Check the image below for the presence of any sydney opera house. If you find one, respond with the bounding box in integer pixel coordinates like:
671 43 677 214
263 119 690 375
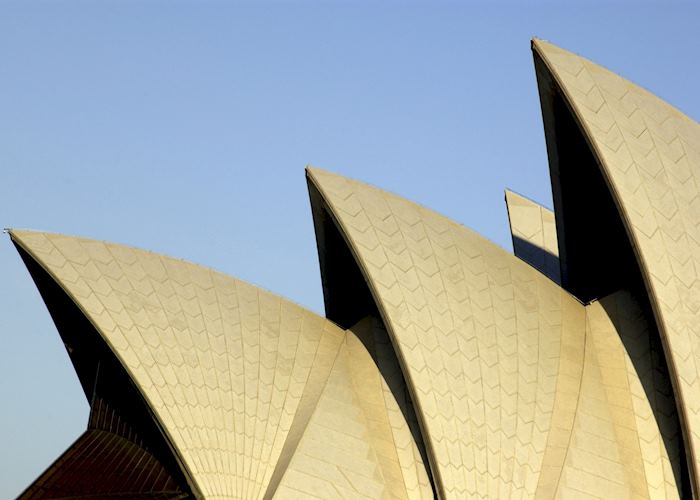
10 38 700 498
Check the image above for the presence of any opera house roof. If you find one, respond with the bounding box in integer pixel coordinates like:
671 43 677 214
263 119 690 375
8 38 700 499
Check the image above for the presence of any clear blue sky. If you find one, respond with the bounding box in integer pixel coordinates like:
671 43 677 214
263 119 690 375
1 1 698 496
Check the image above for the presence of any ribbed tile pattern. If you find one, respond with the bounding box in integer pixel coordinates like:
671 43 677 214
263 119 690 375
534 38 700 490
307 168 586 498
505 190 560 284
549 291 681 499
274 316 432 499
584 291 681 499
11 230 345 500
357 316 434 498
